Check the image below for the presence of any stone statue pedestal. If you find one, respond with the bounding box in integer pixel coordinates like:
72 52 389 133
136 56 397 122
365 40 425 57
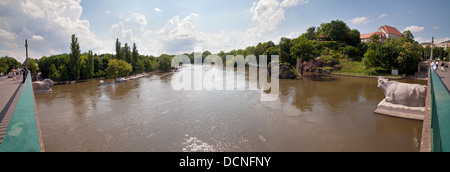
374 98 425 120
375 77 427 121
32 79 54 94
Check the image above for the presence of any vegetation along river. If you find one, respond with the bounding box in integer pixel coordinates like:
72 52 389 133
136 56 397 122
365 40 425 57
35 65 426 151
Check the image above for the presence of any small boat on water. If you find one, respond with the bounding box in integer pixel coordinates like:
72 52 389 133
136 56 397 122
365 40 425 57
174 66 182 72
99 80 104 83
116 78 127 82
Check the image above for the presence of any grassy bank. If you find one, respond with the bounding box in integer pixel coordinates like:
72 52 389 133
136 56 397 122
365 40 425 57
333 59 403 79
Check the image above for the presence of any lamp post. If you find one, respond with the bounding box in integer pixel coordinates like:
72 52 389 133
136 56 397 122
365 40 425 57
25 39 29 66
430 37 434 61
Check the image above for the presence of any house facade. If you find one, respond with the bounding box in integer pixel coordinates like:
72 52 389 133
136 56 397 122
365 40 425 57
436 40 450 50
360 25 403 43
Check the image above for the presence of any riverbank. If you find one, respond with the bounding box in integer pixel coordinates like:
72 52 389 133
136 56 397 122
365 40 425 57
330 59 424 80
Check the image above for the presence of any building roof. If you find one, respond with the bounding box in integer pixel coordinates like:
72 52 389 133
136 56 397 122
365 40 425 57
360 32 386 39
379 25 403 37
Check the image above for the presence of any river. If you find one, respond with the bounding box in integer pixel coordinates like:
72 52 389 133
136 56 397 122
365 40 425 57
35 65 425 152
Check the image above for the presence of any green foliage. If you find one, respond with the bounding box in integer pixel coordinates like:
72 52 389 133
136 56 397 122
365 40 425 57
49 64 61 80
291 37 314 61
363 37 422 74
70 34 81 80
28 59 38 73
105 59 133 80
0 56 21 75
85 50 94 79
157 54 172 72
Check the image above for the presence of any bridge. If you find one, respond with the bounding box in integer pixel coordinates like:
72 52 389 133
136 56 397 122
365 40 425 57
421 64 450 152
0 74 44 152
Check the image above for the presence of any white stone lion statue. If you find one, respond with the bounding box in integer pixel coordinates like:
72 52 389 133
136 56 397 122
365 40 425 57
33 79 54 94
377 77 426 107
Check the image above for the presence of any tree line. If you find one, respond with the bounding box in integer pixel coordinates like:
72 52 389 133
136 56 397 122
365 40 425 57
37 34 172 81
5 20 446 81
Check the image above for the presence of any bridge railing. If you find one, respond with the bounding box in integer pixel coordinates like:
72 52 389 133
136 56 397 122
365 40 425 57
0 74 44 152
430 68 450 152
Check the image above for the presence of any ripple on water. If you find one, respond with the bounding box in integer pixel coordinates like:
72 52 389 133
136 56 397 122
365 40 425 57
182 136 216 152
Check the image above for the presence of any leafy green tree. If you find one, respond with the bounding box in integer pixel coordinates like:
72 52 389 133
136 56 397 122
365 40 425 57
49 64 61 80
291 37 314 76
115 38 121 60
69 34 81 80
132 43 139 72
402 30 414 42
158 54 172 72
306 27 317 40
0 56 21 75
85 50 94 79
60 65 69 81
105 59 132 82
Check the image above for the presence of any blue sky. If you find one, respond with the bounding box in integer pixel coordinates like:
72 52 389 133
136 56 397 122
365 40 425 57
1 0 449 62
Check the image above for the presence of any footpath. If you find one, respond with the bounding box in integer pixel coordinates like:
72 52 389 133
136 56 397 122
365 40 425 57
0 77 23 144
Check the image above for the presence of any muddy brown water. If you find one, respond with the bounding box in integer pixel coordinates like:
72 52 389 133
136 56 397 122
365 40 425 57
35 65 425 151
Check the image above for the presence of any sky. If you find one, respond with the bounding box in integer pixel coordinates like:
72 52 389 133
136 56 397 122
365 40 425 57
1 0 449 63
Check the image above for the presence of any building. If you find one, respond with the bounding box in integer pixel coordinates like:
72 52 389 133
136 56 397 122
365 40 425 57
360 25 403 43
420 42 434 48
436 40 450 50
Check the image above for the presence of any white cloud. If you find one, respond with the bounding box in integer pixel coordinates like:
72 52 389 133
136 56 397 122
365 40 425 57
156 13 199 53
0 0 102 61
31 35 44 41
105 10 110 14
349 16 371 25
379 13 388 18
110 22 136 44
132 12 147 27
154 8 162 12
250 0 307 33
280 0 309 7
433 26 439 30
404 26 425 34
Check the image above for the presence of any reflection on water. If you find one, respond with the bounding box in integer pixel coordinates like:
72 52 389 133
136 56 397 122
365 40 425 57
35 66 425 152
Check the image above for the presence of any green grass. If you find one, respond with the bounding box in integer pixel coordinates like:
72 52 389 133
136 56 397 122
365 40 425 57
333 59 403 79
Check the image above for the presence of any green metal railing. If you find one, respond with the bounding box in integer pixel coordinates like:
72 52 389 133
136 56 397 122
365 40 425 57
0 74 43 152
430 68 450 152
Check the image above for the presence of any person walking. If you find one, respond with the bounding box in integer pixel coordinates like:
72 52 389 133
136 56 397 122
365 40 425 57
432 61 437 70
22 67 28 83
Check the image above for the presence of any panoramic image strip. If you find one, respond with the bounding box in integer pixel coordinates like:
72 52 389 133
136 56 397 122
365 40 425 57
1 0 450 158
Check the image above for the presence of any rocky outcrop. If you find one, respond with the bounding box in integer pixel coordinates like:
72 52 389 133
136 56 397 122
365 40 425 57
268 62 298 79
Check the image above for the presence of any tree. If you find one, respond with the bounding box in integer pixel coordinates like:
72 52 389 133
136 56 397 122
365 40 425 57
158 54 172 72
69 34 81 80
121 43 130 64
85 50 94 79
0 56 21 75
291 37 314 76
28 59 38 73
49 64 61 80
115 38 121 60
279 37 293 64
363 38 422 74
105 59 132 82
320 20 350 43
306 27 316 40
60 65 69 81
402 30 414 42
132 43 139 72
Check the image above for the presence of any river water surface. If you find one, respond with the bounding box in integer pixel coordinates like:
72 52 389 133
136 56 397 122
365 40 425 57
35 65 425 151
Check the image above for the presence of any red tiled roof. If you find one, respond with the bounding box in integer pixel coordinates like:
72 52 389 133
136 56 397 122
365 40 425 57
360 32 386 39
379 25 403 37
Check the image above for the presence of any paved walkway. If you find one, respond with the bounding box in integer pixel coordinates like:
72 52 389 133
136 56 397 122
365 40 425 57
435 68 450 93
0 77 23 144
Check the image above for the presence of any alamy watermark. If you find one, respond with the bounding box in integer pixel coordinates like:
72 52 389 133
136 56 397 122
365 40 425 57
170 48 279 102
